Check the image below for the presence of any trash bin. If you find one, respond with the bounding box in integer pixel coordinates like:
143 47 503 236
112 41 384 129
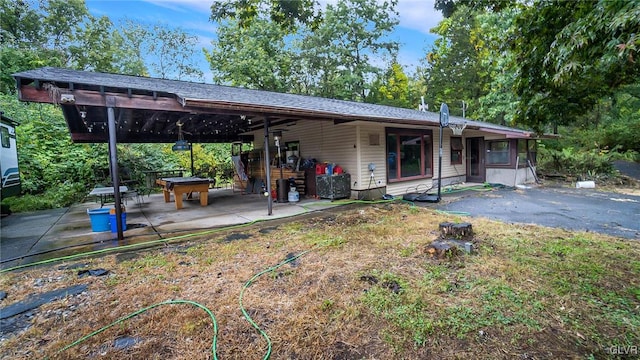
109 206 127 233
276 178 289 203
87 208 111 232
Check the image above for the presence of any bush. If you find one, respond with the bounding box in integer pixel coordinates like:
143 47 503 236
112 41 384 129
1 182 87 212
537 143 638 181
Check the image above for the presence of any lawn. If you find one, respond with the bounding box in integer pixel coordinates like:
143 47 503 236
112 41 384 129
1 202 638 359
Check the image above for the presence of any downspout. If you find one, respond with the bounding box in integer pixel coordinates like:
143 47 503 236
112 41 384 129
106 96 123 240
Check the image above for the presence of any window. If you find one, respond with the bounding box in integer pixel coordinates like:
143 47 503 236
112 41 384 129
386 129 432 181
450 137 463 164
1 126 9 148
518 139 537 166
486 140 510 165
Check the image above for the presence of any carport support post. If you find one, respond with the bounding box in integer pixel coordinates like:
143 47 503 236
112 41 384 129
264 117 273 215
106 96 124 240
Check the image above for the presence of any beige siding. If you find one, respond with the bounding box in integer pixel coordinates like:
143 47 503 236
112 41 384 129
249 119 358 183
353 124 386 190
245 120 528 197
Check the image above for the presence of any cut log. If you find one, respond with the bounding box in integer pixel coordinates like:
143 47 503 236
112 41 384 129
439 222 473 240
424 240 460 259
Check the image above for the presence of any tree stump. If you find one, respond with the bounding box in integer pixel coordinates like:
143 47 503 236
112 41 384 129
424 240 460 259
439 222 473 240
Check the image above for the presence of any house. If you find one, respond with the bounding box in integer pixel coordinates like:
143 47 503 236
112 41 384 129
13 67 541 203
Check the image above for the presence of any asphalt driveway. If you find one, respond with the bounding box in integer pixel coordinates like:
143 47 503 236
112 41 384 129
436 186 640 240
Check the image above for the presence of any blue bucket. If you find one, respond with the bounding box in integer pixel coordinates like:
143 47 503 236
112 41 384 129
87 208 111 232
109 212 127 233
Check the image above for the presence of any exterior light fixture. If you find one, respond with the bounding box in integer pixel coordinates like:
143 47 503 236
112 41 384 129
172 121 191 152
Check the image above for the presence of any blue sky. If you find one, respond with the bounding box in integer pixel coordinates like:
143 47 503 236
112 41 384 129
86 0 442 81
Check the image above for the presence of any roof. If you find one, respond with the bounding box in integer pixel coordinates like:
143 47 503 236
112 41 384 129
1 112 19 127
12 67 536 143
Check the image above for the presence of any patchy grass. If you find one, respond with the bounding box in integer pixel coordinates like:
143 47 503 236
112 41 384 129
1 203 639 359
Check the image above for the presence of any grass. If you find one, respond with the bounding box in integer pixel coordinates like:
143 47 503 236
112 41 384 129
0 203 638 359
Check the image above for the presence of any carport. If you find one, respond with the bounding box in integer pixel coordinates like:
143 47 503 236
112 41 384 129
12 67 363 239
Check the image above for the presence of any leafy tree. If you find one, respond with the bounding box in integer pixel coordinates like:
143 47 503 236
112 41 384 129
41 0 88 51
204 18 295 91
368 62 411 108
510 0 640 132
423 5 488 117
210 0 322 32
69 15 124 73
144 23 204 81
298 0 399 101
475 8 519 125
0 0 45 47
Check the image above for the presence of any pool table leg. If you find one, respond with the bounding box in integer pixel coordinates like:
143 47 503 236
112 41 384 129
174 191 184 210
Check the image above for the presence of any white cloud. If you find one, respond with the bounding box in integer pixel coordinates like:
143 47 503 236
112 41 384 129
396 0 442 35
142 0 213 14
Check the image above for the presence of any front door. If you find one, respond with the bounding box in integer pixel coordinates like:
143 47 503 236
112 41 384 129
466 137 485 183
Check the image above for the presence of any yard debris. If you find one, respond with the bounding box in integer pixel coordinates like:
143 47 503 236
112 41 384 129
359 275 378 285
114 336 141 350
77 268 109 278
0 284 87 320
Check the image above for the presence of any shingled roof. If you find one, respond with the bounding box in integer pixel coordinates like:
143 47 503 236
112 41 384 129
12 67 535 143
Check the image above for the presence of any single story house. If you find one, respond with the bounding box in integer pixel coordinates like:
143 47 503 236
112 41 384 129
13 67 541 203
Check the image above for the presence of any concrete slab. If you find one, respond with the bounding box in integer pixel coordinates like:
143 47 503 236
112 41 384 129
1 188 341 270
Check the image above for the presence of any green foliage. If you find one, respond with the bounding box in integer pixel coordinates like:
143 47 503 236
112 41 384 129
537 144 635 180
509 0 640 132
2 181 86 211
207 0 399 101
205 18 295 91
210 0 322 32
368 62 411 108
423 5 489 117
298 0 399 101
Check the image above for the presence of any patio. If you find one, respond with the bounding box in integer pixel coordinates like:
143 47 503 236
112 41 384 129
0 189 346 270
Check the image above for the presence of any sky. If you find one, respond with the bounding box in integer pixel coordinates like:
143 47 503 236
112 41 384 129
85 0 443 82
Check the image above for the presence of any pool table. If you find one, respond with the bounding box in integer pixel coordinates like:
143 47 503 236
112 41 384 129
156 177 210 210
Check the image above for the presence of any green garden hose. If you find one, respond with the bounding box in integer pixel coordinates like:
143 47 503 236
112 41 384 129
51 250 315 359
51 299 218 359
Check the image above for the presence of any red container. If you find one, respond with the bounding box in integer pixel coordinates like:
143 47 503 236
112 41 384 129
333 165 343 174
316 163 327 175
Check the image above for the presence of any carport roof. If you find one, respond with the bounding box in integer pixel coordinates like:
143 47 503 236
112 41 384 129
13 67 537 143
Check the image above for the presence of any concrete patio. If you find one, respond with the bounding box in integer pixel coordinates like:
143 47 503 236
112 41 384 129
1 188 347 270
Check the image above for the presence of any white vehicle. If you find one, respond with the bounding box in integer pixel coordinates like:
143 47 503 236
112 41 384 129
1 112 21 200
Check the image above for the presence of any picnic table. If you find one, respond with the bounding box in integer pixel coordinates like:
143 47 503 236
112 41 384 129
89 186 132 207
156 177 210 210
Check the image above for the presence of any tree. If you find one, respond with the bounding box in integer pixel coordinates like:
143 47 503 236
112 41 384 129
69 15 124 73
423 5 489 117
0 0 45 47
210 0 322 32
475 8 519 125
144 23 204 81
368 62 411 108
509 0 640 132
204 18 295 91
298 0 399 101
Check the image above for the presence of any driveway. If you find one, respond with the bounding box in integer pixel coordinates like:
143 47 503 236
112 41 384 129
436 186 640 240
